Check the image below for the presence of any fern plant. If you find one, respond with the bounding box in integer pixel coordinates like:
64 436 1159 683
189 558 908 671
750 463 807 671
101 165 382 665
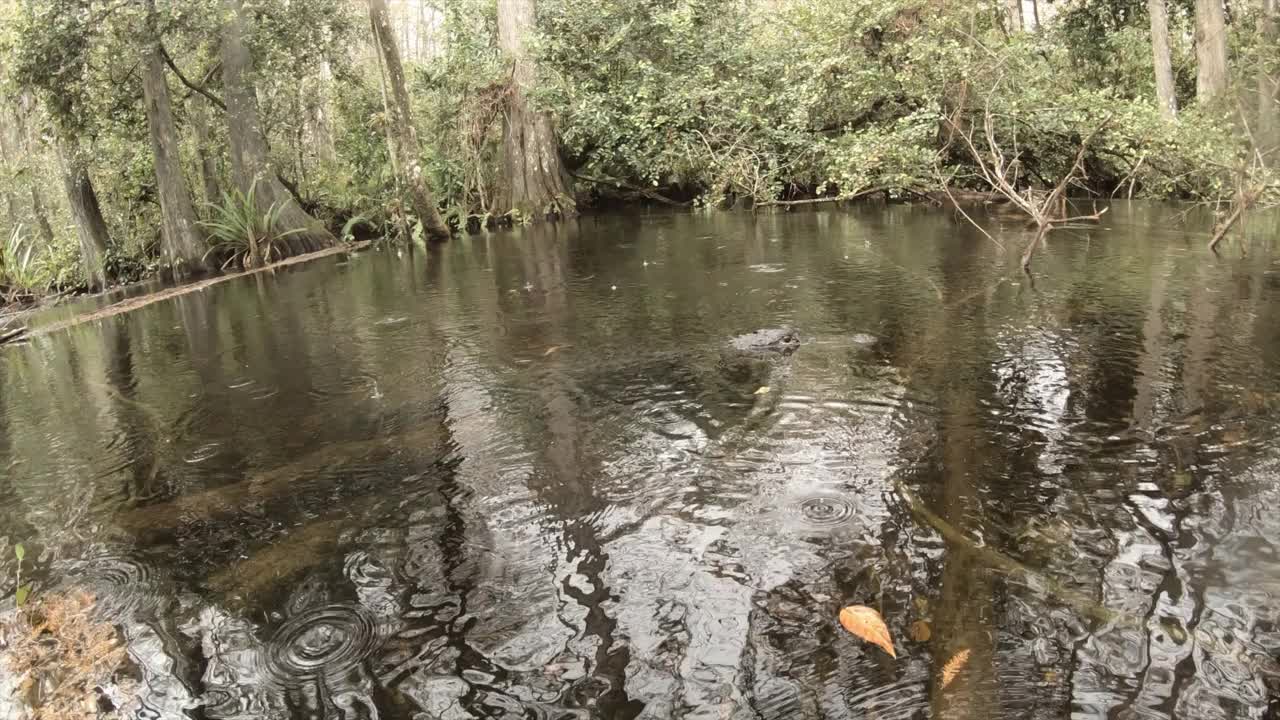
200 178 307 270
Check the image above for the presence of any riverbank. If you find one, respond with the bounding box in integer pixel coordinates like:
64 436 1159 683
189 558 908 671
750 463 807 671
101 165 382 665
0 241 371 346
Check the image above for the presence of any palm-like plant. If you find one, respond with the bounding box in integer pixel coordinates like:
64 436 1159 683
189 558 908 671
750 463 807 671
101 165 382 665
2 225 52 300
200 178 307 270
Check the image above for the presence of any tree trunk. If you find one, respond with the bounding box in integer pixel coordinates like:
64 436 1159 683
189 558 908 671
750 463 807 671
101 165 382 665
1194 0 1229 103
6 102 56 247
141 43 206 275
1259 0 1279 156
0 115 18 231
497 0 575 219
29 187 55 247
1005 0 1023 33
368 0 450 241
1149 0 1179 119
220 0 333 253
191 97 222 206
55 139 112 291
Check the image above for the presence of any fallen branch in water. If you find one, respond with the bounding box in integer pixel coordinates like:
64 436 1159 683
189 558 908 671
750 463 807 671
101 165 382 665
941 82 1110 271
1209 185 1260 253
571 173 690 207
0 325 27 345
755 188 883 208
24 242 370 342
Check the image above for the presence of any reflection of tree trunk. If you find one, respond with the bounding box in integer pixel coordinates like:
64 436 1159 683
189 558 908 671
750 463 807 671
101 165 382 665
1132 267 1168 430
141 38 206 274
931 395 996 720
1183 266 1217 413
367 0 450 241
1194 0 1229 103
1149 0 1179 119
509 225 638 716
496 0 575 219
101 319 162 502
220 0 333 253
55 138 113 291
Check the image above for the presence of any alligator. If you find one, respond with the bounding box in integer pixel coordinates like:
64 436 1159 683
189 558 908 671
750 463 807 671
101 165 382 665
727 327 801 355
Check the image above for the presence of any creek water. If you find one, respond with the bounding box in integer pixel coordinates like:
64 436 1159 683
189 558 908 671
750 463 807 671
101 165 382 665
2 205 1280 719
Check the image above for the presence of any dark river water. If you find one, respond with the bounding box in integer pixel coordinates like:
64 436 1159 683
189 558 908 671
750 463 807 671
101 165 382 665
2 205 1280 719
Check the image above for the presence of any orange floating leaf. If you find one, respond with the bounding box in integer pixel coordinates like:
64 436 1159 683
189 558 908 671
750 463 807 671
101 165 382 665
838 605 896 658
941 648 971 689
909 619 932 642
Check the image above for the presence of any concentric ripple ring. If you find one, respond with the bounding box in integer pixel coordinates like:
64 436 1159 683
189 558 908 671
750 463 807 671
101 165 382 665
265 604 381 685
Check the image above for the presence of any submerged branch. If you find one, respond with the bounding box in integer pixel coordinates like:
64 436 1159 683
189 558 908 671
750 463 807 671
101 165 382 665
572 173 690 206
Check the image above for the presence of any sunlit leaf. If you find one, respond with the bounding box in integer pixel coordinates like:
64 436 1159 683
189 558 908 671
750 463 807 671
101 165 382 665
544 345 569 356
909 619 931 642
941 648 971 688
15 585 29 607
838 605 896 658
754 386 771 395
13 543 23 562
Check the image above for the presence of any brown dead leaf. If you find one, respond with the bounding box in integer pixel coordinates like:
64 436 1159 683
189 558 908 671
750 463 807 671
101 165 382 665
941 648 971 689
838 605 896 658
909 619 932 642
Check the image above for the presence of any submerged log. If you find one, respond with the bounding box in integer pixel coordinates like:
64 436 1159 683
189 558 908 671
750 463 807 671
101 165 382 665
115 420 448 534
206 518 347 598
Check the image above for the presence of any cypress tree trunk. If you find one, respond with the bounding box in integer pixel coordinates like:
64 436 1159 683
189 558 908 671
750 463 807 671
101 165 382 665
1195 0 1229 102
1259 0 1279 155
368 0 450 241
192 97 222 207
55 139 112 291
1005 0 1023 33
220 0 333 253
497 0 575 219
29 186 54 247
141 44 206 275
8 101 56 246
0 116 19 231
1149 0 1179 119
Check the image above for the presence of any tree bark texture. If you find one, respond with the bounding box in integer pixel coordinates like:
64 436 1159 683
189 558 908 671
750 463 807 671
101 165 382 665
1194 0 1229 103
141 44 206 274
368 0 450 241
1149 0 1179 119
7 102 56 247
220 0 333 253
0 115 19 231
55 139 112 291
1259 0 1279 155
1005 0 1023 33
192 97 222 206
497 0 575 219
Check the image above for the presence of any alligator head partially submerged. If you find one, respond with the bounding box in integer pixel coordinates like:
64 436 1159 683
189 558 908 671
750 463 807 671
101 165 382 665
727 327 801 355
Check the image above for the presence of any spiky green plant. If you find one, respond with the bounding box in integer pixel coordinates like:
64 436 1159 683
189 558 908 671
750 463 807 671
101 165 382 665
2 225 52 298
200 178 307 270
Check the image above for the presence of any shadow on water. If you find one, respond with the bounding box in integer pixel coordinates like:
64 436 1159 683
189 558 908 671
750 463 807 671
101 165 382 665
3 203 1280 718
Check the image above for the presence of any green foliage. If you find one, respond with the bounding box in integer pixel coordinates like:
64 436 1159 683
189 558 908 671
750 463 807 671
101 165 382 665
1 225 82 295
201 179 307 270
0 0 1271 299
